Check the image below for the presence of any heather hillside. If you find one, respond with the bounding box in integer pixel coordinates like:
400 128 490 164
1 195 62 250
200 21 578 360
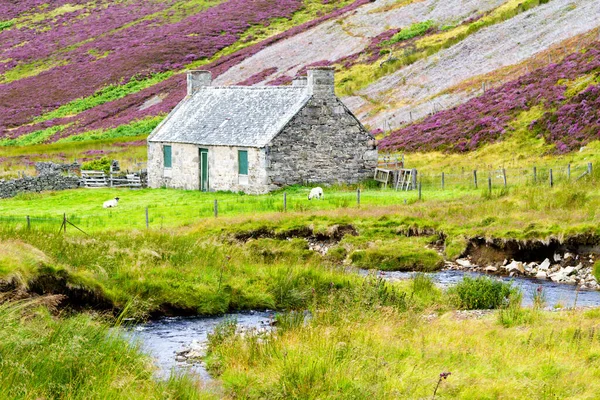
1 0 600 163
379 40 600 153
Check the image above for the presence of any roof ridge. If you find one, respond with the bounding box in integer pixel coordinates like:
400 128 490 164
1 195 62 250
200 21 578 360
203 86 306 90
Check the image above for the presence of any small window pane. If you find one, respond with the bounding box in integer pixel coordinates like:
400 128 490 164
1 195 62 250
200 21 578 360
164 145 172 168
238 150 248 175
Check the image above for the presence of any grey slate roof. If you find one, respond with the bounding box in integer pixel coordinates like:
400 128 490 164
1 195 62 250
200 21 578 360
148 86 311 147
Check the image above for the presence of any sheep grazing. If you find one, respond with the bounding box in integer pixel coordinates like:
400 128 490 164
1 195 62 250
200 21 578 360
103 197 120 208
308 187 324 200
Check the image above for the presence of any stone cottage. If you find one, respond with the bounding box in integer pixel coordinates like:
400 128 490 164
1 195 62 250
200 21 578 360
147 67 377 194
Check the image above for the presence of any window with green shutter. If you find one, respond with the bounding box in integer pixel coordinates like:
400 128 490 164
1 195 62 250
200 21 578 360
238 150 248 175
163 145 172 168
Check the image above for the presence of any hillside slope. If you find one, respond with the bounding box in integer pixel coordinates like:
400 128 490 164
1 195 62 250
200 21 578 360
1 0 599 158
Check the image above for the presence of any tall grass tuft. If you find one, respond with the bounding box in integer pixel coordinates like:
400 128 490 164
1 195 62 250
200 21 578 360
448 276 513 310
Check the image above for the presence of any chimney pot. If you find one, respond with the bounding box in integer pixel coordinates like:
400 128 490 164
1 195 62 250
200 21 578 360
187 70 211 96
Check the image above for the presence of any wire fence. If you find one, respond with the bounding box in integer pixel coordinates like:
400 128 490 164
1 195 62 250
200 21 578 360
0 161 595 233
417 162 593 190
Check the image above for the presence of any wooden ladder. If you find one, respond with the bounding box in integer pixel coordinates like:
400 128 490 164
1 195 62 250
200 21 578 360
395 169 417 191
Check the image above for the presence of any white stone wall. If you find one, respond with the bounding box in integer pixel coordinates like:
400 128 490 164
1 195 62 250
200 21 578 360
148 142 200 190
148 142 270 194
208 146 270 194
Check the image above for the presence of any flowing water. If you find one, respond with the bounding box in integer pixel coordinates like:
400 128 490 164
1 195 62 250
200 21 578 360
128 311 273 380
366 269 600 308
130 270 600 379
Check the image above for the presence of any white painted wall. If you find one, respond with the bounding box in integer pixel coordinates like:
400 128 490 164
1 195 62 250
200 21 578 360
148 142 270 194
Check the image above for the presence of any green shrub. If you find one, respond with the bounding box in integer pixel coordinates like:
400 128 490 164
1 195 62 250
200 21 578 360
81 157 112 173
448 276 513 310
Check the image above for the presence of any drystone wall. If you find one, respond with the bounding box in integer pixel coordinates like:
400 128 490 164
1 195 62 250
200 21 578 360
35 162 81 176
0 162 81 199
0 174 80 199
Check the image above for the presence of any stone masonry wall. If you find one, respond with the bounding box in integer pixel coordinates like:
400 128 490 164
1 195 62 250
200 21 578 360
0 174 80 199
148 142 200 190
148 142 270 194
266 96 377 188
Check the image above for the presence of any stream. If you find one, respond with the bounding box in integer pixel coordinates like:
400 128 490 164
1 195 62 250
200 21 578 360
128 311 273 380
367 269 600 308
130 270 600 379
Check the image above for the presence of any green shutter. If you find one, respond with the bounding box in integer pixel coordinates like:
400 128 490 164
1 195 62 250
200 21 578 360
238 150 248 175
163 145 172 168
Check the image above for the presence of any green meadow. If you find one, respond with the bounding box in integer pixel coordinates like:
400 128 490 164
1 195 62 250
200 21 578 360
2 167 600 397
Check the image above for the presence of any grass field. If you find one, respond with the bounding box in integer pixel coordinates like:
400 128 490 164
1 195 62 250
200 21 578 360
2 170 600 397
207 285 600 399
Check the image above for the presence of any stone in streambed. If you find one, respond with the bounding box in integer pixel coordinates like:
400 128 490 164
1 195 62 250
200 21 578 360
485 266 498 273
538 258 551 271
536 271 548 279
456 258 473 268
505 260 524 273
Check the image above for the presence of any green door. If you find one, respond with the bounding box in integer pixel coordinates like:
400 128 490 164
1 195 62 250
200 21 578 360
199 148 209 191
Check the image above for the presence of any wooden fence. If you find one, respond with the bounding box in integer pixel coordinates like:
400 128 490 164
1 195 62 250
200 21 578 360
80 170 142 188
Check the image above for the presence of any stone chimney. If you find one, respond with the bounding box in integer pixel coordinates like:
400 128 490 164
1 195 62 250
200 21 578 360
307 67 335 97
187 70 212 96
292 76 307 87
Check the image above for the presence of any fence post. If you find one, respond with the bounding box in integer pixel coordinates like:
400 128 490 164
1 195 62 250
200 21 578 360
214 199 218 218
473 170 478 189
418 181 422 200
588 162 593 176
441 172 445 190
502 168 507 188
533 166 537 183
567 163 571 180
63 213 67 233
145 207 149 229
549 169 553 187
283 192 287 212
26 215 30 230
357 188 361 206
488 177 492 195
411 169 417 190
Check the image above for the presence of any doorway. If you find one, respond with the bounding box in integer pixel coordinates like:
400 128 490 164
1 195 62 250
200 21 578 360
199 148 209 191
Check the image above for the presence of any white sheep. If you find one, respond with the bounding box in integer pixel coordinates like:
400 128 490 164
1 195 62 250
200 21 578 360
103 197 120 208
308 187 324 200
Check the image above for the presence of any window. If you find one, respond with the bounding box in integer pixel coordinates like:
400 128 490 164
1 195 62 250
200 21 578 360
163 145 172 168
238 150 248 175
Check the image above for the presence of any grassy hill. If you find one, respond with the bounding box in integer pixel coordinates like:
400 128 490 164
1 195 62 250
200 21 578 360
1 0 600 178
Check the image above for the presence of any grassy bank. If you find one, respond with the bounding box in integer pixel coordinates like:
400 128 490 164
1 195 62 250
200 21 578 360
206 280 600 399
0 298 212 399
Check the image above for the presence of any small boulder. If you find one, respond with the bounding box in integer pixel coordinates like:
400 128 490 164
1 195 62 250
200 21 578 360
538 258 551 271
536 271 547 279
456 258 472 268
485 266 498 273
506 260 524 273
554 253 562 262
